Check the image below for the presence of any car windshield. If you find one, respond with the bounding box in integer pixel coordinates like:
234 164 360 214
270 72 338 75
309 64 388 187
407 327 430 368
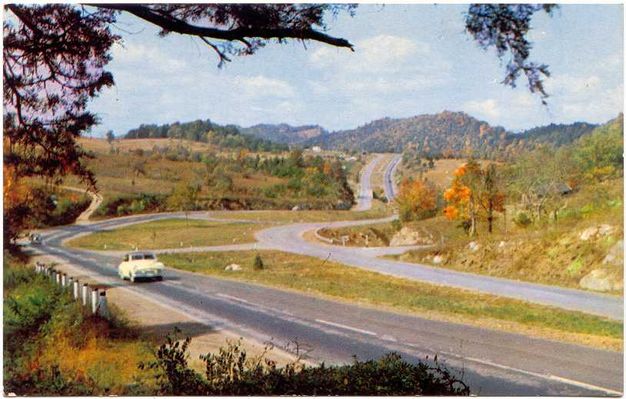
129 253 156 261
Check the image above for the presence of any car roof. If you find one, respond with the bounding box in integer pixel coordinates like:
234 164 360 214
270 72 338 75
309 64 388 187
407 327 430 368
126 252 156 256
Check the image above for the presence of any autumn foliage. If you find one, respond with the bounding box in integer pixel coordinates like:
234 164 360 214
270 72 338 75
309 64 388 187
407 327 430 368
396 178 439 222
443 160 506 235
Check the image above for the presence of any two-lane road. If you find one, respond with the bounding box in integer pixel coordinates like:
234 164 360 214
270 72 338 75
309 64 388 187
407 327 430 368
25 154 623 395
28 224 623 395
383 154 402 201
353 154 385 211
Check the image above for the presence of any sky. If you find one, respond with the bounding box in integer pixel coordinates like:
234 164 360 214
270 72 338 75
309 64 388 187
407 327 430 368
89 4 624 137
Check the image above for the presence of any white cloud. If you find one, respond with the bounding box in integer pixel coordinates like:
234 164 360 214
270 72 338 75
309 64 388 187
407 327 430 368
308 34 452 97
111 43 187 73
463 99 501 119
310 34 445 74
233 75 295 98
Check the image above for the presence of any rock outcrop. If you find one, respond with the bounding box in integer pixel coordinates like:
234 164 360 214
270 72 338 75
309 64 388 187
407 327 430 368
390 227 433 247
579 269 623 292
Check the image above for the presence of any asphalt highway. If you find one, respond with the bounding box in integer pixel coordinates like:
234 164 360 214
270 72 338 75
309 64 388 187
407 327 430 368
383 153 401 201
25 155 624 395
352 153 385 211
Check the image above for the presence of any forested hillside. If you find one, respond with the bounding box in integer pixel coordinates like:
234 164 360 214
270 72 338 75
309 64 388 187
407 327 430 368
124 119 287 152
513 122 597 146
240 124 328 144
306 111 600 159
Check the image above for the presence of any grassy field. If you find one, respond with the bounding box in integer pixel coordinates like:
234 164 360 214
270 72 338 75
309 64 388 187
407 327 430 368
398 158 494 189
160 250 622 350
210 208 393 223
68 138 358 217
67 219 269 250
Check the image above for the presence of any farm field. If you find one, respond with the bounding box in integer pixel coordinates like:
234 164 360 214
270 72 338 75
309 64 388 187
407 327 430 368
160 250 622 351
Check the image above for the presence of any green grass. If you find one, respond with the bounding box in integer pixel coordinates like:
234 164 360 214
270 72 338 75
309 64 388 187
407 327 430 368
67 219 270 250
160 250 623 349
210 208 393 223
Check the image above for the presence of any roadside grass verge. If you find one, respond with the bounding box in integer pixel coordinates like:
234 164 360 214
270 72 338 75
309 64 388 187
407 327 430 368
209 208 393 223
66 219 269 251
159 250 623 351
322 179 624 292
3 252 156 395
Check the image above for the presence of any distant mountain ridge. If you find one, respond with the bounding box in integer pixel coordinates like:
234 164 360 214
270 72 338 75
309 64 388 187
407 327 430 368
240 123 328 144
121 112 600 158
305 111 598 159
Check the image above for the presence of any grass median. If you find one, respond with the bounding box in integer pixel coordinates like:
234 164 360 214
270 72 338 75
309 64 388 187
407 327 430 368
67 219 269 251
210 208 392 223
159 250 623 351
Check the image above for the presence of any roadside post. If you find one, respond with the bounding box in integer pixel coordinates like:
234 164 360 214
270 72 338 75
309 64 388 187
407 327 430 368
97 291 109 319
73 279 79 299
82 284 89 306
91 288 99 314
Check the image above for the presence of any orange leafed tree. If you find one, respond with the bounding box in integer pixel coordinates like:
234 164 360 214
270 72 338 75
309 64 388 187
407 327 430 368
443 160 506 235
396 178 438 222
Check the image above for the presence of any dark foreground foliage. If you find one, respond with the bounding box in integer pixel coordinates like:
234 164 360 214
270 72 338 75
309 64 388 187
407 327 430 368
140 330 470 395
5 252 468 396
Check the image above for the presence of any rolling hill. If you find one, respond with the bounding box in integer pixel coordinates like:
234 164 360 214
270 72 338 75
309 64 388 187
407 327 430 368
240 123 328 144
305 111 598 159
124 119 288 152
120 112 600 159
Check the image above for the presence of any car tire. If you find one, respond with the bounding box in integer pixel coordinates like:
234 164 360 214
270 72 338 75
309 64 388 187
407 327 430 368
156 276 163 281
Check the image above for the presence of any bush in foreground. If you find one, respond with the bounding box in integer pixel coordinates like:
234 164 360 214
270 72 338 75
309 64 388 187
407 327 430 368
140 330 470 395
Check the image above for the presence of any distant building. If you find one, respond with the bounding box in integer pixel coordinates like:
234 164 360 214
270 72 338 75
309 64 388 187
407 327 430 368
311 146 322 153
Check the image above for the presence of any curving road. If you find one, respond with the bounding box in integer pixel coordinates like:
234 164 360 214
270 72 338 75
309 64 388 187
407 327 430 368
27 217 623 396
383 154 402 201
352 154 385 211
24 155 624 395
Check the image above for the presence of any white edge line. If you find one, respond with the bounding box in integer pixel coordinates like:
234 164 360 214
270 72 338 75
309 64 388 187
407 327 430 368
315 318 377 337
462 355 623 396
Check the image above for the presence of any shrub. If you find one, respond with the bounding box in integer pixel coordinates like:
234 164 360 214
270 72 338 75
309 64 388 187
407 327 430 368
513 211 532 228
253 254 264 270
141 332 470 395
391 219 402 232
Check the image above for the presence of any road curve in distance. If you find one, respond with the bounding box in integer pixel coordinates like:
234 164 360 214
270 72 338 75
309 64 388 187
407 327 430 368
353 154 384 211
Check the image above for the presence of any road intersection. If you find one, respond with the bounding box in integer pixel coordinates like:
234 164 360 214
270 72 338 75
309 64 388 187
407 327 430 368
27 154 623 395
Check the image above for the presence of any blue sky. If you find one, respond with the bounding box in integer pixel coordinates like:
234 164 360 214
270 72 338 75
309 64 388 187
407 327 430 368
89 4 624 137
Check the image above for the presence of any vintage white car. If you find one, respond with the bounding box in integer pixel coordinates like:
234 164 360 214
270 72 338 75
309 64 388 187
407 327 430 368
118 252 164 282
